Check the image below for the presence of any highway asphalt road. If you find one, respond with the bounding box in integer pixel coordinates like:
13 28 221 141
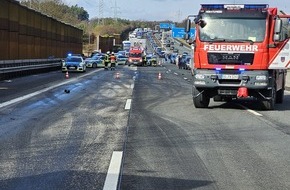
1 63 290 189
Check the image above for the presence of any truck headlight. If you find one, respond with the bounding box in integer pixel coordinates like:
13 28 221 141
256 75 267 80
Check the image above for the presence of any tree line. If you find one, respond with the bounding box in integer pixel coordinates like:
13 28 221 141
20 0 185 43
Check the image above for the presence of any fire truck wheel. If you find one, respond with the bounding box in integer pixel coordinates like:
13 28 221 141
276 88 284 104
192 87 210 108
261 84 276 110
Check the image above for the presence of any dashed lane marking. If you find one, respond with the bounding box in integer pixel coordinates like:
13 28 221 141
125 99 132 110
238 104 263 117
103 151 123 190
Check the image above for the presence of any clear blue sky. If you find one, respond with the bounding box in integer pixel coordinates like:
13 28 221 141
63 0 290 21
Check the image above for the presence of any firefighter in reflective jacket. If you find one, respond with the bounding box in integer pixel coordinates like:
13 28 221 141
104 51 110 70
110 52 116 70
142 53 147 66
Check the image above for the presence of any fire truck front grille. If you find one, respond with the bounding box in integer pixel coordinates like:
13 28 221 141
207 53 254 65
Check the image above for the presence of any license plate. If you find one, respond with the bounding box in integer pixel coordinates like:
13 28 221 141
221 74 239 80
69 67 76 70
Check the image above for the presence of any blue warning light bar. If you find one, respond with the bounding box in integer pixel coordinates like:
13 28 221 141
201 4 268 10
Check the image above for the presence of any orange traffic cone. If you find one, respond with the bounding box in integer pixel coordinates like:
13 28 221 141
65 71 69 79
158 72 162 80
115 72 120 79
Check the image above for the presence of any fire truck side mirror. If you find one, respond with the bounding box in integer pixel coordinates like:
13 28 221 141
199 20 207 28
274 19 282 41
185 19 191 33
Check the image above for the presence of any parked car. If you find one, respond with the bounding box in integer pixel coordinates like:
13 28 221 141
85 54 104 68
116 54 128 65
117 50 126 56
62 55 86 72
146 54 157 66
90 50 102 57
170 53 177 64
94 55 106 67
173 49 179 53
180 54 192 70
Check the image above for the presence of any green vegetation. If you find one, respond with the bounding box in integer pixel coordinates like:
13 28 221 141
19 0 185 52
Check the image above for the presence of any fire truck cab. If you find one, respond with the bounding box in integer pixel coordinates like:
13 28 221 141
127 47 145 66
185 4 290 110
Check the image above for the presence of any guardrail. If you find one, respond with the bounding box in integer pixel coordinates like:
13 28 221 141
0 59 62 80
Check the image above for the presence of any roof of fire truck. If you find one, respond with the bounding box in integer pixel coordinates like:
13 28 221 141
200 4 269 10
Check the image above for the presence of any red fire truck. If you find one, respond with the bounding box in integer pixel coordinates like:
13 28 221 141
127 47 145 66
185 4 290 110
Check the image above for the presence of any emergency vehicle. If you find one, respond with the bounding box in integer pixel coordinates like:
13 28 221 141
185 4 290 110
127 47 144 66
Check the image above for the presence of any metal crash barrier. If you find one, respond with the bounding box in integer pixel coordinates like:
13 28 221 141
0 59 62 80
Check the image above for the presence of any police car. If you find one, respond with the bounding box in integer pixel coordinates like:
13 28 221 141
62 54 86 72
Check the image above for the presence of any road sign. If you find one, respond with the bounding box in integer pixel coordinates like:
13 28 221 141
171 27 196 38
159 23 170 29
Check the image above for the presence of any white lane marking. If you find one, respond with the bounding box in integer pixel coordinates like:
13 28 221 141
0 70 101 109
174 72 178 75
125 99 132 110
103 151 123 190
0 87 8 90
238 104 263 117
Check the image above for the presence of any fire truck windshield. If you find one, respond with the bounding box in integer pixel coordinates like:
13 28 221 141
199 16 266 43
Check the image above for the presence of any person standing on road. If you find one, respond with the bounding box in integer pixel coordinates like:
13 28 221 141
142 53 147 66
104 51 110 70
178 55 182 69
110 52 116 70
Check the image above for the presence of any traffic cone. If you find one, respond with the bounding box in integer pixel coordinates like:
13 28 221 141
158 72 162 80
65 71 69 79
115 72 120 79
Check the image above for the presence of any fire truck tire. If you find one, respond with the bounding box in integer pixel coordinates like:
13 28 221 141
192 87 210 108
276 89 284 104
261 83 276 110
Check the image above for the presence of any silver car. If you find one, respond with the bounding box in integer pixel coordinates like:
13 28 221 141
116 55 128 65
62 56 86 72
